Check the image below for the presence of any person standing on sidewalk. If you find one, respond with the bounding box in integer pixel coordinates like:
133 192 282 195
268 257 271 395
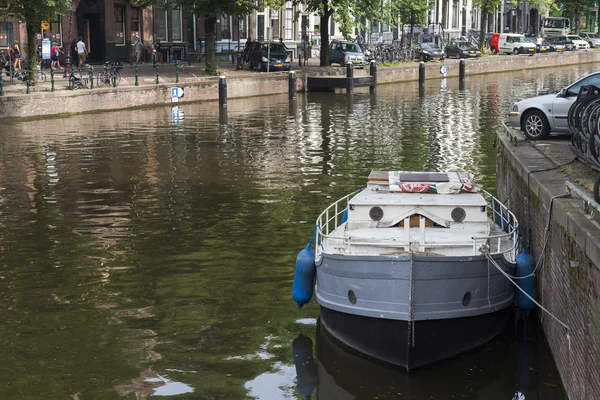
51 42 63 69
134 37 143 64
76 37 87 68
12 41 21 70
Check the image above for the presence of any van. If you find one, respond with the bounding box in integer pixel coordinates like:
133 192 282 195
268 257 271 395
489 33 536 55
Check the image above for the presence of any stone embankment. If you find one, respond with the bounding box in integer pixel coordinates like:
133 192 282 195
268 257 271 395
2 50 600 119
496 128 600 400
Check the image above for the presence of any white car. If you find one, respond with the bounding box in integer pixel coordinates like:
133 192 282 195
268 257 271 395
580 32 600 48
566 35 590 50
508 72 600 139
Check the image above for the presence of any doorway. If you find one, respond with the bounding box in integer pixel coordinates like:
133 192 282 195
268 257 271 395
81 14 104 62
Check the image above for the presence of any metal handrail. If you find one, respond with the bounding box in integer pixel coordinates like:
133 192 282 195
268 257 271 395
315 188 520 261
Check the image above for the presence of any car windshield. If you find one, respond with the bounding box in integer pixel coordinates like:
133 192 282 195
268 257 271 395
588 34 600 38
339 43 361 52
422 43 441 51
567 35 582 41
567 74 600 96
543 18 568 28
455 41 470 48
262 43 287 53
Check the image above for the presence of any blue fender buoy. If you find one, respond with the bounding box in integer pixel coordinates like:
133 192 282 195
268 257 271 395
515 250 538 310
341 207 348 224
292 241 316 308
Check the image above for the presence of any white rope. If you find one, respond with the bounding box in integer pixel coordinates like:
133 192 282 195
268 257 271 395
483 251 570 331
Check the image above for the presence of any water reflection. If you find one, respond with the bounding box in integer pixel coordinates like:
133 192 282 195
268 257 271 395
0 65 585 399
290 313 562 400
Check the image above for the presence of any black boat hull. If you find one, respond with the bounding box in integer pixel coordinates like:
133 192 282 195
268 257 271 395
320 305 512 372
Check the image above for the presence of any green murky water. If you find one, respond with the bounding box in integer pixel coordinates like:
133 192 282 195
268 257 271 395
1 64 586 399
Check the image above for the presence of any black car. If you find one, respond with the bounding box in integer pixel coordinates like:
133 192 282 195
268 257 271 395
415 43 445 62
443 40 481 58
548 35 577 51
524 37 548 53
246 41 291 72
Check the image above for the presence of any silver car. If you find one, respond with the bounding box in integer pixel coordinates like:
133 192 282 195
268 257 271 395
579 32 600 48
508 72 600 139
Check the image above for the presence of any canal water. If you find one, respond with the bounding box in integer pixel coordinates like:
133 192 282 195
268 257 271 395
1 63 591 399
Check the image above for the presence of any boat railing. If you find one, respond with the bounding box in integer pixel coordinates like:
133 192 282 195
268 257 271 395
315 190 359 260
474 190 520 260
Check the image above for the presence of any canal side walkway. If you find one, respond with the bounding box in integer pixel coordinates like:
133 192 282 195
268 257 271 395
497 126 600 400
3 49 600 119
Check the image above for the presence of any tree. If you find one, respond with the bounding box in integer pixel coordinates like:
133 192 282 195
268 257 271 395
389 0 429 48
0 0 71 82
472 0 502 50
295 0 381 66
136 0 257 75
558 0 593 33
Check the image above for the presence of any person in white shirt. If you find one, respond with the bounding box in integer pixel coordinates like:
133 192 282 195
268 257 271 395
76 37 87 68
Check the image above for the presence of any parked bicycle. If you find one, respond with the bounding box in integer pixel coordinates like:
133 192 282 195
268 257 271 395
96 62 122 87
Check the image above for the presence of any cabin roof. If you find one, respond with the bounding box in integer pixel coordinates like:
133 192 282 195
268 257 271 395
350 190 486 206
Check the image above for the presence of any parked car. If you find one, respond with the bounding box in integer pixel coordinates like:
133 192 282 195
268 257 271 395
579 32 600 48
415 43 445 62
566 34 590 50
489 33 536 55
329 40 367 67
246 41 291 72
548 35 577 51
508 72 600 139
524 37 548 53
542 38 564 52
443 40 481 58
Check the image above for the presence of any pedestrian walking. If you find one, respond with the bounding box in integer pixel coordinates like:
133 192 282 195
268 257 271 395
51 42 63 69
134 37 143 64
76 37 87 68
12 41 21 70
355 31 365 51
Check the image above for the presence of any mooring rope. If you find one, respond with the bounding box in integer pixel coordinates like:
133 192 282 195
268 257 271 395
482 248 570 331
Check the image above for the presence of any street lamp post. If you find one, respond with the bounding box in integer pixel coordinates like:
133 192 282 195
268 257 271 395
63 0 80 78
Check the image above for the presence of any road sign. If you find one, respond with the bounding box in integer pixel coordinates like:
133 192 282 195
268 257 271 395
171 87 184 103
42 38 51 60
41 20 50 31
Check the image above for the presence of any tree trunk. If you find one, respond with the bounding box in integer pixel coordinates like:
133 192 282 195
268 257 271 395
409 11 414 48
26 21 39 84
319 0 331 66
479 11 486 51
205 17 217 75
574 9 581 34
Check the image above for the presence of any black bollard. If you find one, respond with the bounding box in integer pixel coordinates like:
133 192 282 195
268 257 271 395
419 61 425 86
135 64 139 86
50 68 54 92
369 61 377 94
346 63 354 94
155 63 159 84
459 59 466 82
289 71 297 100
219 106 228 125
0 71 3 96
219 76 227 107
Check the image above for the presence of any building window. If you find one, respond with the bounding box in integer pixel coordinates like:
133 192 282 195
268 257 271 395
131 8 141 41
156 0 167 41
285 5 293 40
49 15 63 46
452 1 459 29
271 10 279 39
330 18 335 35
221 15 231 39
0 21 12 47
257 14 265 40
0 0 7 8
114 6 125 45
239 16 247 39
172 8 182 41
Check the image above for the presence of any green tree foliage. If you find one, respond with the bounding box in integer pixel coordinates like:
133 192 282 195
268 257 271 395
387 0 429 47
0 0 71 82
293 0 381 66
137 0 257 75
557 0 592 33
472 0 502 50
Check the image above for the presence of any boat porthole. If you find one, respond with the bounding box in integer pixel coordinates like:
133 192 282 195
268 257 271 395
451 207 466 222
369 206 384 221
462 292 472 306
348 290 357 305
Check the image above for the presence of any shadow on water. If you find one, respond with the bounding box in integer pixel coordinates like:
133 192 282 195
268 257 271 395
293 311 565 400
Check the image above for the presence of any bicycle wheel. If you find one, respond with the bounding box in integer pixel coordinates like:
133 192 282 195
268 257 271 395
113 71 121 86
96 72 107 88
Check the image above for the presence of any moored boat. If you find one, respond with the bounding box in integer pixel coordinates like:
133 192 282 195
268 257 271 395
293 171 521 371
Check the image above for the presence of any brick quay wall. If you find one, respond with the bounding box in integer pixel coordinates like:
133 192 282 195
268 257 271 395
496 129 600 400
3 49 600 120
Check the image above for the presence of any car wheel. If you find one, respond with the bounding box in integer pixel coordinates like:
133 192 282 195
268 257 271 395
522 110 551 140
513 48 519 55
444 51 448 59
491 47 497 54
420 54 425 62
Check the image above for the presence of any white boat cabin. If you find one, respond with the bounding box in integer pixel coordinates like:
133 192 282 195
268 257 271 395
318 171 516 258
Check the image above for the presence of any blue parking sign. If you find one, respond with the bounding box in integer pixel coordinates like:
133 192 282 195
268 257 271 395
171 87 178 98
